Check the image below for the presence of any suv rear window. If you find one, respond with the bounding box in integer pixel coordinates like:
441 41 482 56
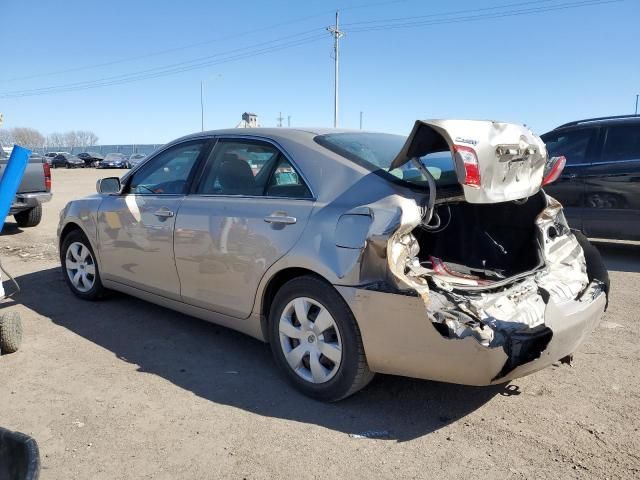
315 132 458 188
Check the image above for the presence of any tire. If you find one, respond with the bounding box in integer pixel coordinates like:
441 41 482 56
14 205 42 228
0 311 23 354
60 229 105 300
269 275 374 401
572 229 610 301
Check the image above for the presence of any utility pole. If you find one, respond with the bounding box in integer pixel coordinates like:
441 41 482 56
327 11 344 128
287 115 291 127
200 81 204 132
359 111 363 130
636 94 639 115
277 112 284 127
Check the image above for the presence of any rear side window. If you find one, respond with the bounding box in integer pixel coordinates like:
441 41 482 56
265 157 312 198
542 129 594 165
196 140 312 198
600 125 640 162
196 140 280 196
315 132 457 188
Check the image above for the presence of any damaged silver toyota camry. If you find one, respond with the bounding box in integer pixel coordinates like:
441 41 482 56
58 120 609 401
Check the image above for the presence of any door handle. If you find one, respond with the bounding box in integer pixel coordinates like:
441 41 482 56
264 213 297 225
153 208 175 218
567 173 578 179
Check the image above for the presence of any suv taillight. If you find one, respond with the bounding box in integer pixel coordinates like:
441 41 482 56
453 145 481 188
43 162 51 191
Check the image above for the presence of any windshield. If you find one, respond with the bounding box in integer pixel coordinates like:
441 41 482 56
105 153 124 160
315 132 458 188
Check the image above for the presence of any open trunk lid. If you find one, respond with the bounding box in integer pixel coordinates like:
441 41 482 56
390 119 548 204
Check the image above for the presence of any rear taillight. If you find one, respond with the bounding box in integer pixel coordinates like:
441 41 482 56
542 156 566 186
43 162 51 191
453 145 481 188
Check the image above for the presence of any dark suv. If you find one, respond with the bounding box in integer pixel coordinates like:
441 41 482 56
542 115 640 240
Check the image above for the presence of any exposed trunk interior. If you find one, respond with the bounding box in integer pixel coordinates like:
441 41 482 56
413 192 546 282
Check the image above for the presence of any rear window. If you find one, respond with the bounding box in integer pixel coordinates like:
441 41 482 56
315 132 458 188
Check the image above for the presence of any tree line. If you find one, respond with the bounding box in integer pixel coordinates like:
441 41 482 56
0 127 99 149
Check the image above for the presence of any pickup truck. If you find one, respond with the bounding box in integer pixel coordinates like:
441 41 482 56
0 148 52 227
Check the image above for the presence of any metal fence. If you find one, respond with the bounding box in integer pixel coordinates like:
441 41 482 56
31 144 165 156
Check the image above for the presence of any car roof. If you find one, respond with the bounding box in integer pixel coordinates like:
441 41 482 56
552 114 640 131
175 127 390 145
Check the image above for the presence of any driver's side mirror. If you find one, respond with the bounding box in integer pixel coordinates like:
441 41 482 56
96 177 121 194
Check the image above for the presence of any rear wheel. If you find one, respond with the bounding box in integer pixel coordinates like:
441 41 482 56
269 276 374 401
60 230 105 300
14 205 42 228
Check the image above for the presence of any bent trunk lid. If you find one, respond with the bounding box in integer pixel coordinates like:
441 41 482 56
390 119 548 204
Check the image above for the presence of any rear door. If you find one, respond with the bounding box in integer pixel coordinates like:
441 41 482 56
541 127 598 232
581 122 640 240
174 137 315 319
97 139 210 299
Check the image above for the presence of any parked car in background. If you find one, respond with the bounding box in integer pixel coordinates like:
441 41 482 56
44 151 70 165
1 151 52 228
98 153 130 169
77 152 104 167
58 122 608 401
128 153 147 168
542 114 640 240
51 153 85 169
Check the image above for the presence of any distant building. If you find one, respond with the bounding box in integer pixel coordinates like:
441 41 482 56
236 112 260 128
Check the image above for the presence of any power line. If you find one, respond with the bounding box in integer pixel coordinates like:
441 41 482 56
0 32 326 98
0 0 416 84
341 0 555 26
347 0 621 32
0 0 621 99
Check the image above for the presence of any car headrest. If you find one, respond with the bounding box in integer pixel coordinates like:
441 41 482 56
218 156 256 191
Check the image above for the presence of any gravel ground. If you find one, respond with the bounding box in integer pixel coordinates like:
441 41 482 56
1 168 638 479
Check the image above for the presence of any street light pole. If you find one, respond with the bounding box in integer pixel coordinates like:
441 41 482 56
635 94 639 115
327 11 344 128
200 81 204 132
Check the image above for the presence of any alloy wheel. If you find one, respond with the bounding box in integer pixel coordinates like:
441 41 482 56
65 242 96 293
278 297 343 383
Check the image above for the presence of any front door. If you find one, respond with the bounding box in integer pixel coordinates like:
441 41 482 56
174 138 315 318
97 139 210 299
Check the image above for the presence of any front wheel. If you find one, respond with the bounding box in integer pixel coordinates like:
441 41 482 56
269 276 374 401
60 230 105 300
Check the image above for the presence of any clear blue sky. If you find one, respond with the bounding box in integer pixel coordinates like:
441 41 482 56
1 0 638 144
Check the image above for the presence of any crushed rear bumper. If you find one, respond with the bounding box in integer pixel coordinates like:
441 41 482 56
337 281 606 386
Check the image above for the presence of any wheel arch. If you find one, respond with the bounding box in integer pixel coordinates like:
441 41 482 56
58 220 102 267
258 267 332 342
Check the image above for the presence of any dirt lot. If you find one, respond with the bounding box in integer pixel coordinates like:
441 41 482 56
1 168 639 479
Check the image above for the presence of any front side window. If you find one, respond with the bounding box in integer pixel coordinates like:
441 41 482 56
315 132 457 188
600 125 640 162
129 140 206 195
542 128 594 165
